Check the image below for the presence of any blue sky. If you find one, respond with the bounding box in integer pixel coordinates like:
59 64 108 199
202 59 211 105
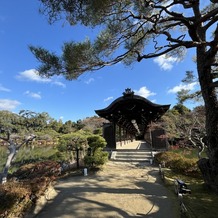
0 1 200 122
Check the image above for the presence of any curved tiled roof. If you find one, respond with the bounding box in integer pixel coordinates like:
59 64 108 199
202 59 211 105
95 88 170 136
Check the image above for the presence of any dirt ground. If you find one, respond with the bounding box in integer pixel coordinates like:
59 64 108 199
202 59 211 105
31 161 180 218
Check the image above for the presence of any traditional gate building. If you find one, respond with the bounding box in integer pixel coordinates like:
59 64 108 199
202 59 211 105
95 88 170 150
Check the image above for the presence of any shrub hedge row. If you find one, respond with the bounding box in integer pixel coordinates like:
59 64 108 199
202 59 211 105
154 151 201 177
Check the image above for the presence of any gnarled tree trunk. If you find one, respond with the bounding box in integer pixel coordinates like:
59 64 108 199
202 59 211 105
1 142 17 183
197 45 218 191
0 135 36 184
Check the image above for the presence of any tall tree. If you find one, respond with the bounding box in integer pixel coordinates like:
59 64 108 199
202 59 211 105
0 110 48 183
176 71 203 104
31 1 218 189
160 105 206 157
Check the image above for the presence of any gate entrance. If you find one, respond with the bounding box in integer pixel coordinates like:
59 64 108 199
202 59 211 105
95 88 170 150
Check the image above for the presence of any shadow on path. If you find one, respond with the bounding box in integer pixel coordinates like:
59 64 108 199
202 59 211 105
31 162 179 218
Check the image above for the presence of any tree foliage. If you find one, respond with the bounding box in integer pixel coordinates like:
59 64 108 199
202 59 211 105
161 105 205 136
160 104 206 158
57 131 88 163
87 135 107 153
176 71 203 104
0 110 50 183
0 110 49 139
32 0 218 190
31 1 218 82
84 135 108 167
58 132 88 151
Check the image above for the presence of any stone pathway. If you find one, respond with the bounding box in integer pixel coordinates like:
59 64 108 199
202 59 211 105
32 161 179 218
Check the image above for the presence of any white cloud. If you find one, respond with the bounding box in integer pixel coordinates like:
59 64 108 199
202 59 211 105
104 96 113 102
134 86 156 98
16 69 66 88
85 78 94 84
0 99 21 110
24 91 42 99
0 84 11 92
16 69 51 83
53 81 66 88
153 55 180 71
168 82 198 94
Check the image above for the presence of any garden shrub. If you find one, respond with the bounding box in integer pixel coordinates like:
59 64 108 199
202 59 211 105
49 151 66 161
13 160 61 180
84 151 108 168
0 160 62 217
93 149 108 165
84 156 95 167
155 151 200 176
84 135 108 167
155 151 181 167
57 132 88 163
0 181 32 217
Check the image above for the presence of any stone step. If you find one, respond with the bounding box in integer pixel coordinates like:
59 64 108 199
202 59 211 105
111 150 154 162
114 149 151 152
112 158 151 162
115 153 152 158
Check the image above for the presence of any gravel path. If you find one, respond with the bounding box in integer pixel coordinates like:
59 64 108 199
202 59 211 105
33 161 179 218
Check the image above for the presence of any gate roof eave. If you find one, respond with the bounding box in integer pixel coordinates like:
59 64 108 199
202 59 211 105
95 88 170 136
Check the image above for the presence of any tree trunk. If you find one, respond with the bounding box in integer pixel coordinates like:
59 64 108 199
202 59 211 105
1 142 17 184
0 135 36 183
197 46 218 191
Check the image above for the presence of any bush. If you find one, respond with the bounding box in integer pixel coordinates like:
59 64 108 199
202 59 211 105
155 151 200 176
155 151 181 166
0 181 32 217
87 135 107 152
93 149 108 165
49 151 66 161
13 160 61 181
84 135 108 167
0 160 62 217
84 156 95 167
84 150 108 167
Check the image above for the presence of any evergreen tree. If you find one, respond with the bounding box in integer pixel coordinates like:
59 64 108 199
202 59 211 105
31 1 218 189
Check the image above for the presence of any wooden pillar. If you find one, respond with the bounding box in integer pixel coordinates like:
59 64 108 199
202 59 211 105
149 121 153 151
112 121 116 149
119 125 122 146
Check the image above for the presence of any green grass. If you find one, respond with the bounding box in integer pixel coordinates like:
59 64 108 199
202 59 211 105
156 148 217 218
163 165 218 218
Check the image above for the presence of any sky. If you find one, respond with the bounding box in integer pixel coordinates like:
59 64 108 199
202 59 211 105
0 1 200 122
